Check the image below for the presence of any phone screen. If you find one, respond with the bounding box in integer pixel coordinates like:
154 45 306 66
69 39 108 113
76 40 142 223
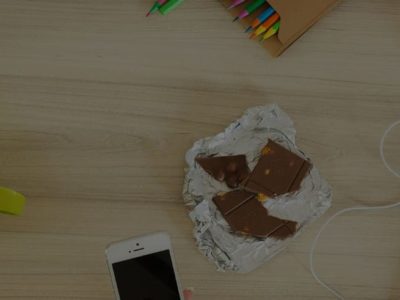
112 249 181 300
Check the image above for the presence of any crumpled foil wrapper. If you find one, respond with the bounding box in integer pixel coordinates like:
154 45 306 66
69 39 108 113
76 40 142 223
183 104 332 273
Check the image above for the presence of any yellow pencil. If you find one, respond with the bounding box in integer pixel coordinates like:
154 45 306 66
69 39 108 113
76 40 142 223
262 20 280 41
250 12 279 39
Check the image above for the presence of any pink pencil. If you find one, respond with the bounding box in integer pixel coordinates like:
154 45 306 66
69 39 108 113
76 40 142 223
233 0 266 21
228 0 248 9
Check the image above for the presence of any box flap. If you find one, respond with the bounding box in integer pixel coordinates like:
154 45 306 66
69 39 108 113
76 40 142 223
267 0 338 44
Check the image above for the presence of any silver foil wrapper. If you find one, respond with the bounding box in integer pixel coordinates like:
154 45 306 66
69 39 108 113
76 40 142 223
183 104 332 273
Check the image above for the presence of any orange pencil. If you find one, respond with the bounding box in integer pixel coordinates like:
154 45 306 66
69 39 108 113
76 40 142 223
245 6 275 32
250 12 279 39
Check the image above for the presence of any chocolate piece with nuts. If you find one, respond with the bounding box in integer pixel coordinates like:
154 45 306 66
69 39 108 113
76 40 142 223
244 140 311 197
213 190 297 239
196 155 250 188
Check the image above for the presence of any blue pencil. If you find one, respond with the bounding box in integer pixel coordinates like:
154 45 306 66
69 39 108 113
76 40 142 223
245 6 275 32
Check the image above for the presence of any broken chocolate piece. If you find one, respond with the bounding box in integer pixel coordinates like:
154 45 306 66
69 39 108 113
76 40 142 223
196 155 250 188
244 140 311 197
269 221 298 240
212 190 255 216
213 190 297 239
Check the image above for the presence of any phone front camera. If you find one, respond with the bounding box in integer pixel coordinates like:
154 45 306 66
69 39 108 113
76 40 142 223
136 243 140 246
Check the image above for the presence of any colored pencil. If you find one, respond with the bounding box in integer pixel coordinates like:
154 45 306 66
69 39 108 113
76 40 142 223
245 6 275 32
261 20 280 41
146 0 168 16
159 0 184 15
228 0 248 9
233 0 266 21
250 12 279 38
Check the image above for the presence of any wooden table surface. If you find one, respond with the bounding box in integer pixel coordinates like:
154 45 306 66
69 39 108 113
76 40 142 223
1 0 400 299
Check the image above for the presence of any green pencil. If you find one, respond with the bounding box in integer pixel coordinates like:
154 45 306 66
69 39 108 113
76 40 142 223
146 0 168 17
159 0 184 15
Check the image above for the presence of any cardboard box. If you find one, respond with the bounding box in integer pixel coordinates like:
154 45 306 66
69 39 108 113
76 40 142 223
220 0 339 56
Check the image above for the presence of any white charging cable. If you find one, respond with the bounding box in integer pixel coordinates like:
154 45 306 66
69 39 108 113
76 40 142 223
309 119 400 299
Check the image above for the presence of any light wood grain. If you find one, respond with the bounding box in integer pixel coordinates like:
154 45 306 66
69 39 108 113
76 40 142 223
1 0 400 299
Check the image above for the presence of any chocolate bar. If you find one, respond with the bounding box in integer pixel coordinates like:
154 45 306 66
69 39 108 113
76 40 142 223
213 190 297 239
244 140 311 197
196 155 250 188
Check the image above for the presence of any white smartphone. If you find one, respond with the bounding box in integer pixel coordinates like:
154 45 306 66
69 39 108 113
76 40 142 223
105 232 184 300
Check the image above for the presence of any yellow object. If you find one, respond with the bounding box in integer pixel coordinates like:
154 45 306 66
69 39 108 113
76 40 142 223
257 193 268 203
262 21 281 41
251 13 280 38
0 187 26 215
262 146 271 155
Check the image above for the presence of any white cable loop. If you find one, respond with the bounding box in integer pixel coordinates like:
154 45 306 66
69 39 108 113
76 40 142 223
310 120 400 299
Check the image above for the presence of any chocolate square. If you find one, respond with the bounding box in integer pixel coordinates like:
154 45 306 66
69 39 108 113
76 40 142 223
213 190 297 239
196 155 250 188
212 190 255 216
244 140 311 197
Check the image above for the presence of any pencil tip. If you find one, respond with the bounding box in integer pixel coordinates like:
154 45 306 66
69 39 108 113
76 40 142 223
245 26 252 33
146 12 151 17
233 16 239 22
